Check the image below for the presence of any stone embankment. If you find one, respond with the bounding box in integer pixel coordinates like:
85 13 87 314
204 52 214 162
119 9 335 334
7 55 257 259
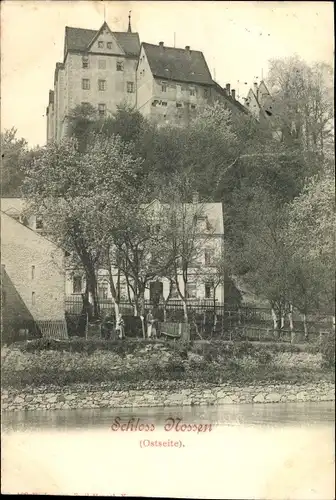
2 382 334 412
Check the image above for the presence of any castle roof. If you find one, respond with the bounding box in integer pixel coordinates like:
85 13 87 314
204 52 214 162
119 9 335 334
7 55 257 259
142 42 213 86
64 26 140 57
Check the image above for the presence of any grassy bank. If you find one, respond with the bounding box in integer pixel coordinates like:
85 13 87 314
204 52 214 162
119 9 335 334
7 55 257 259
2 338 334 390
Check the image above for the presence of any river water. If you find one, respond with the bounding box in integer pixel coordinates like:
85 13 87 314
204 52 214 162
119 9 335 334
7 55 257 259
1 402 335 498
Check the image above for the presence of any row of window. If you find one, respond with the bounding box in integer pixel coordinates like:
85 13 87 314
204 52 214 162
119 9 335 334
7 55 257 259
160 83 209 98
98 41 113 49
152 100 196 110
82 56 124 71
72 277 215 299
81 79 134 93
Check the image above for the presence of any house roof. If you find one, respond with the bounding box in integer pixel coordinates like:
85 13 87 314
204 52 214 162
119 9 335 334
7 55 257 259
142 42 213 86
64 25 140 57
212 81 248 115
1 210 62 249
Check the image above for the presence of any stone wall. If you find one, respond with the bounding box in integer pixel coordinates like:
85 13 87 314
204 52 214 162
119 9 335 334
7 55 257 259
2 382 334 412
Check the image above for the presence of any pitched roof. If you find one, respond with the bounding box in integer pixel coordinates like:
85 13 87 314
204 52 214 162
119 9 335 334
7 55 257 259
64 26 140 57
142 42 213 86
212 81 248 115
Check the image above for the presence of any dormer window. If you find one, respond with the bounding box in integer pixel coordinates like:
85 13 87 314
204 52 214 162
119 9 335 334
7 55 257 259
98 41 104 48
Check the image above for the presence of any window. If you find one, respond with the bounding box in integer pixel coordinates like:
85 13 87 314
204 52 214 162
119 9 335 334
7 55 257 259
98 41 104 48
191 104 196 109
72 276 82 294
107 42 112 49
161 83 167 92
205 283 214 299
98 103 106 117
36 216 43 229
204 88 209 98
161 101 167 107
204 249 213 266
98 79 106 91
82 56 89 69
190 87 196 96
98 59 106 69
116 61 124 71
31 265 35 280
176 102 182 108
32 292 36 305
82 78 90 90
98 281 108 300
127 81 134 93
187 284 197 299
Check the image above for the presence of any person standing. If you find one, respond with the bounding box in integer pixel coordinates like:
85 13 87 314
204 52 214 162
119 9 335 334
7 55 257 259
115 314 125 339
146 309 154 339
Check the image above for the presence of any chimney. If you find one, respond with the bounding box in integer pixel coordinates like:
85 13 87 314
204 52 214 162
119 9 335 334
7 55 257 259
226 83 231 95
192 192 199 204
231 89 236 100
185 45 190 52
159 41 164 47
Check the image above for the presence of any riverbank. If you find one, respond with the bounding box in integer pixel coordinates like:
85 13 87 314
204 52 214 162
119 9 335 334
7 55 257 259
2 339 334 411
2 381 335 411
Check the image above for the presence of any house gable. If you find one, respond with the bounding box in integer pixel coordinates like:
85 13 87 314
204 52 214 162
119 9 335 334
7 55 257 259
87 22 125 55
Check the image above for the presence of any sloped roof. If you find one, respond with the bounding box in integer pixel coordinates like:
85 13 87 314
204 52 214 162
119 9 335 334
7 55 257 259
142 42 213 86
64 26 140 57
212 81 248 115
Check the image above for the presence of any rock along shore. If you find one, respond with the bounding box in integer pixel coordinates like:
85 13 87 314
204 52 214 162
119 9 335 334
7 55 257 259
2 381 335 412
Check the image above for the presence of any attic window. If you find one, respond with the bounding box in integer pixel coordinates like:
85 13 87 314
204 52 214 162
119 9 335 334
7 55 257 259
107 42 112 49
98 41 104 48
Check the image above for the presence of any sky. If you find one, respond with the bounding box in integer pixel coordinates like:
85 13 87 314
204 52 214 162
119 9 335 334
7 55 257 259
1 1 334 147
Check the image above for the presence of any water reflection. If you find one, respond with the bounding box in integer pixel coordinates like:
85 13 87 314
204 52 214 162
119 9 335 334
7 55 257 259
2 401 335 432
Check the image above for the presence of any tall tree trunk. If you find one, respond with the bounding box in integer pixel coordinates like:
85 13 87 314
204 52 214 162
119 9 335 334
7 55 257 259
271 306 279 331
138 286 146 338
302 313 309 339
182 299 188 323
86 269 100 320
107 251 120 320
288 303 294 332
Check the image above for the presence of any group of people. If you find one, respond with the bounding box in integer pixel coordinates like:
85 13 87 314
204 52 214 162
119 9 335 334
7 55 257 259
113 309 158 339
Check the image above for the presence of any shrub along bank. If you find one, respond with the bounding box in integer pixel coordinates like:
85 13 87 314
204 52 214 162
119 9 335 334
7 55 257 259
2 338 334 389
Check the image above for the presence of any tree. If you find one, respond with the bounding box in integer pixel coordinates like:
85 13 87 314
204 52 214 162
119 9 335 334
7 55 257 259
1 128 28 197
23 134 142 320
266 56 334 154
286 170 335 330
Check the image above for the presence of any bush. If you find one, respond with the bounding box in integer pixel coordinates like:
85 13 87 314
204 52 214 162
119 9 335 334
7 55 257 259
320 331 336 369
